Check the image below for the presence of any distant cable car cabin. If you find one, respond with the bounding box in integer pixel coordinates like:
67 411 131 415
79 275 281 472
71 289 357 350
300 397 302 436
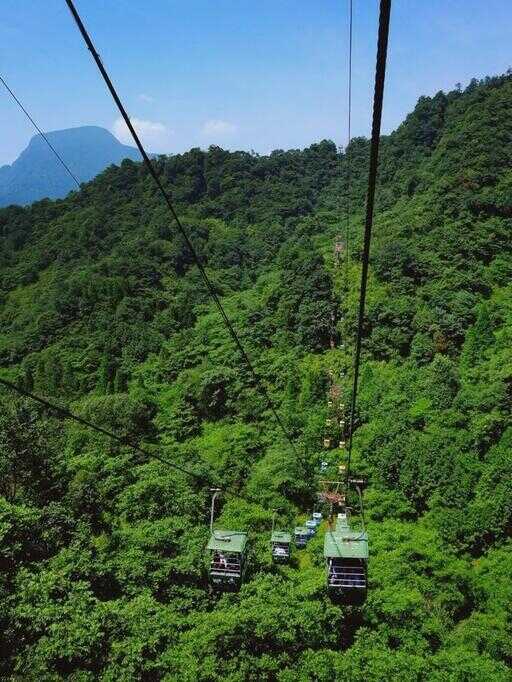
207 530 248 590
324 513 368 603
271 530 292 563
323 438 331 449
306 519 317 536
294 526 310 549
312 512 323 524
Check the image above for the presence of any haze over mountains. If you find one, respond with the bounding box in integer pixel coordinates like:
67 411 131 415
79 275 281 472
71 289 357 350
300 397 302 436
0 126 140 207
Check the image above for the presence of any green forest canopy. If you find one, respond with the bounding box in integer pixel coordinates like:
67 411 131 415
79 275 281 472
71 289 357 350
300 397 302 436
0 73 511 680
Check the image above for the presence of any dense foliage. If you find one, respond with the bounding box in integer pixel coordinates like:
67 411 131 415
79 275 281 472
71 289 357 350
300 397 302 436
1 73 511 680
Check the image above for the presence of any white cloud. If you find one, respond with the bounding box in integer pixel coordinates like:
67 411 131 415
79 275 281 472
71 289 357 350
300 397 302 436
112 116 172 150
138 93 155 103
201 119 237 137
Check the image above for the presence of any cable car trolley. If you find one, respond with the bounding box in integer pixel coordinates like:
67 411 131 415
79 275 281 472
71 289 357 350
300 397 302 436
305 519 317 536
294 526 310 549
270 510 292 563
207 489 248 590
271 530 292 563
207 530 248 590
324 513 368 603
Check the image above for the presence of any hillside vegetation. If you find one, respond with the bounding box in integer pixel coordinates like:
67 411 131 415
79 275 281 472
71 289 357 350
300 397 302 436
0 74 511 680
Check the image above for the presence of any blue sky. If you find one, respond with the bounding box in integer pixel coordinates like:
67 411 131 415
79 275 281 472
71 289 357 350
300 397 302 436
1 0 512 166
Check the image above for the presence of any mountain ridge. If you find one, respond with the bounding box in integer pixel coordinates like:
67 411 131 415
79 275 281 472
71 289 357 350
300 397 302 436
0 125 140 207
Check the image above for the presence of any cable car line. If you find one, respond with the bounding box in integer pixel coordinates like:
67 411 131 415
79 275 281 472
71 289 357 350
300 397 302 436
0 75 81 189
345 0 353 271
0 376 210 484
356 484 366 532
0 375 303 521
346 0 391 485
0 375 286 512
63 0 299 461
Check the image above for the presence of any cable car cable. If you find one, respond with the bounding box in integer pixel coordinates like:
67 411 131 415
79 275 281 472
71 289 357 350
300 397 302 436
63 0 299 460
0 376 270 509
346 0 391 484
344 0 353 271
0 376 208 484
0 75 81 189
355 484 366 534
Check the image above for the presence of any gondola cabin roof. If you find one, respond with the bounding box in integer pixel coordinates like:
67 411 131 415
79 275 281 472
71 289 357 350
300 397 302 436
207 530 247 554
294 526 309 535
324 528 369 560
271 531 292 543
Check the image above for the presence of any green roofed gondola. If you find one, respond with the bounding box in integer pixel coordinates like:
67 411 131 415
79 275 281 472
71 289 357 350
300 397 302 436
324 512 368 603
207 489 248 590
207 530 248 590
270 530 292 563
294 526 310 549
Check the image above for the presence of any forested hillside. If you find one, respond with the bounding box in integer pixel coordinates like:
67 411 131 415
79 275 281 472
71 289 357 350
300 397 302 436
1 73 511 680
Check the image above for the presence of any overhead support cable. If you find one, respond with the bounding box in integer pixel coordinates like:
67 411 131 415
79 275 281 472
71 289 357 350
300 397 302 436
346 0 391 483
63 0 299 459
345 0 353 271
0 377 207 484
0 75 81 189
0 376 267 509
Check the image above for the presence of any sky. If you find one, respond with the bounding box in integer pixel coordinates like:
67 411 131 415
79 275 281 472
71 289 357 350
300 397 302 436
1 0 512 166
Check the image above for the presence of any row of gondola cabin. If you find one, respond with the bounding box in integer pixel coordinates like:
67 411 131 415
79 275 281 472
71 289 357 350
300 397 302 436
324 513 368 601
207 530 248 590
271 530 292 563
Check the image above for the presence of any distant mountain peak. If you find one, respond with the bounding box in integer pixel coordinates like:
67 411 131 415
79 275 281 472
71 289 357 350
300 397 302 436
0 125 140 207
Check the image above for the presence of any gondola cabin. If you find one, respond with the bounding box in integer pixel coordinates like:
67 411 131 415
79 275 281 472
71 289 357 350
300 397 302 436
207 530 248 590
306 519 317 535
271 530 292 563
294 526 310 549
324 514 368 603
312 512 323 525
